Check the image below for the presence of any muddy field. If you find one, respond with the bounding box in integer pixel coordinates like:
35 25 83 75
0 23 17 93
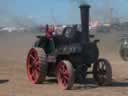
0 30 128 96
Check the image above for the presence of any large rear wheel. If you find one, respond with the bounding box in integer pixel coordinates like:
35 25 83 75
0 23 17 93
56 60 75 90
26 48 47 84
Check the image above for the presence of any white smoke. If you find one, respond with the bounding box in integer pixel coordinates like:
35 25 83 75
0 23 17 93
70 0 88 5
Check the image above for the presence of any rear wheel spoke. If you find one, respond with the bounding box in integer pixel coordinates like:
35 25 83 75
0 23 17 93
64 74 69 80
28 63 33 69
30 55 35 60
62 79 67 86
63 70 68 75
35 70 39 79
36 65 40 72
61 64 65 72
33 57 39 65
58 66 63 74
32 70 36 79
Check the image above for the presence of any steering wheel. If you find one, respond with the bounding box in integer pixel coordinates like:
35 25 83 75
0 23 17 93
63 27 75 39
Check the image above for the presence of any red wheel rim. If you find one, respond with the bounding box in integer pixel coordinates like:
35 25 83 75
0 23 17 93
56 61 70 89
26 48 40 84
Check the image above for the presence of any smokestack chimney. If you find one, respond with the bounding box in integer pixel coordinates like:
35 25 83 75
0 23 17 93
79 4 90 44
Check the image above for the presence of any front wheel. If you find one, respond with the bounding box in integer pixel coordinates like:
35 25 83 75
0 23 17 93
120 48 128 61
93 58 112 86
56 60 75 90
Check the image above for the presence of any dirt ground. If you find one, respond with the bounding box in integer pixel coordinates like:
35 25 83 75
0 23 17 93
0 30 128 96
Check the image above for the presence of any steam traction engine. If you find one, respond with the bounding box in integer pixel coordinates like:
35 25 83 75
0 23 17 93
26 4 112 90
120 34 128 61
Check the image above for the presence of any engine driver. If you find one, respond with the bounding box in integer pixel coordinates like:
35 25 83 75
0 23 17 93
45 24 55 54
46 24 54 39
